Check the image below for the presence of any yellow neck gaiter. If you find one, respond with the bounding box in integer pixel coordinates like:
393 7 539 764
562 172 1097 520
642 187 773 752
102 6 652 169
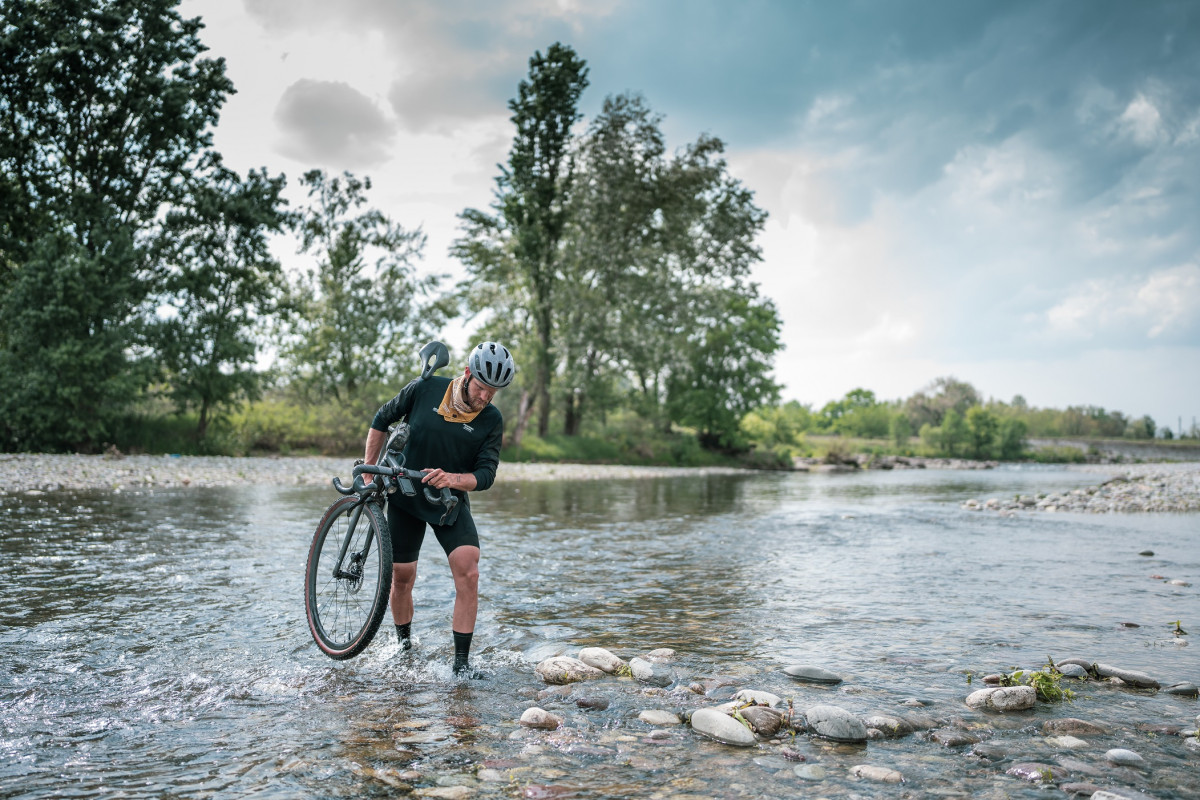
437 374 484 423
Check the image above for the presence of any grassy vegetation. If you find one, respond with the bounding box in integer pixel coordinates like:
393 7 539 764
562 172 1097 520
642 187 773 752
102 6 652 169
101 393 1198 468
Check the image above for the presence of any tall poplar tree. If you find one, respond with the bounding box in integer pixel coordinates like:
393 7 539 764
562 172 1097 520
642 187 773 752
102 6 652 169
454 42 589 444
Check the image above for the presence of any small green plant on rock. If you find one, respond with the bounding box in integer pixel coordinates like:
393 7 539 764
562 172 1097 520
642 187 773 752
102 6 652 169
1000 657 1076 702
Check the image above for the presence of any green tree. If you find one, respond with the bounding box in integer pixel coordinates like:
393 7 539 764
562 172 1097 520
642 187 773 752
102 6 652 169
280 170 450 404
150 163 290 439
557 93 664 434
1131 415 1157 440
890 411 913 448
904 376 981 430
996 417 1027 459
0 0 233 450
667 290 782 448
455 42 589 444
965 406 999 459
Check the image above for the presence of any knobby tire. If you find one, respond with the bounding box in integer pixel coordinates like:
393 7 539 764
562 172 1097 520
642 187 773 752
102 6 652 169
304 495 392 660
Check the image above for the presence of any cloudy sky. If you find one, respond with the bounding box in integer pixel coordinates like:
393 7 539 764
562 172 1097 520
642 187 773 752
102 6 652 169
180 0 1199 432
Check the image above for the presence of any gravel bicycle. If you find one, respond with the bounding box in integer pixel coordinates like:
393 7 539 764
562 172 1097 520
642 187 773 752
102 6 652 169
303 342 457 660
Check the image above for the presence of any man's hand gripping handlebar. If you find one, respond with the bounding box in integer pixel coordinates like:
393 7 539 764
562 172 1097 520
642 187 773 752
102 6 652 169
332 463 460 525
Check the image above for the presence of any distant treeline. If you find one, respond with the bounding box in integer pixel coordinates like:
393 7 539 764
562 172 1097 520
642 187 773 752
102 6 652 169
740 376 1189 468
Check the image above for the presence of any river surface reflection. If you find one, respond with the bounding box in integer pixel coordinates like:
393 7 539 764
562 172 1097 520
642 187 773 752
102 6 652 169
2 466 1197 799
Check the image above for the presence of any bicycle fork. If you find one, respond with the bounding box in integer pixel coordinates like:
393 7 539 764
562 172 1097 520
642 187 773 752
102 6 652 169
332 501 373 582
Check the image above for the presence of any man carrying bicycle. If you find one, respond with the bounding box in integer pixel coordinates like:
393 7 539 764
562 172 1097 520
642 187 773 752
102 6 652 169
362 341 515 675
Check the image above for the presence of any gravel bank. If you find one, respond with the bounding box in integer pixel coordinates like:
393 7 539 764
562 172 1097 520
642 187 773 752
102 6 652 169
0 453 752 494
964 462 1200 514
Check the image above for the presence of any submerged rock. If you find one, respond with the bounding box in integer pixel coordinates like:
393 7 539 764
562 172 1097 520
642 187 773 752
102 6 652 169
732 689 782 708
965 685 1036 711
805 704 868 742
578 647 625 674
863 715 914 738
930 728 980 747
1042 718 1110 736
782 665 843 684
850 764 904 783
793 764 827 780
1165 682 1199 697
574 696 609 711
689 707 756 747
1105 748 1145 767
628 657 672 687
637 709 681 726
535 656 604 685
1045 735 1089 749
1005 762 1068 782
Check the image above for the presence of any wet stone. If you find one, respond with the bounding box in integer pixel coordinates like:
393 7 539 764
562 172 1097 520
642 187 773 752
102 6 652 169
793 764 827 780
1104 748 1145 767
1005 762 1068 782
578 647 624 674
574 696 609 711
1057 663 1089 678
779 747 806 762
535 656 604 685
849 764 904 783
689 707 756 747
1164 682 1199 697
752 756 793 771
519 708 562 730
629 657 672 687
965 685 1035 711
783 665 843 684
863 714 914 737
1093 663 1160 689
732 689 781 708
805 704 868 743
1061 783 1106 797
971 742 1008 761
740 705 783 736
930 728 980 747
637 709 681 726
1042 718 1109 736
1045 735 1089 749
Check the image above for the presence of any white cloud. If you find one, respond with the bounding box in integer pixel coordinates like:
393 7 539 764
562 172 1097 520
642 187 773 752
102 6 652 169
1118 93 1166 146
1046 264 1200 341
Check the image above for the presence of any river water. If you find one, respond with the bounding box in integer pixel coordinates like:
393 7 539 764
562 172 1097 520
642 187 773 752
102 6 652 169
2 467 1197 799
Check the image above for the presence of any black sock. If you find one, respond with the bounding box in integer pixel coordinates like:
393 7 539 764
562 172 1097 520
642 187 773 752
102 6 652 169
452 630 473 673
395 622 412 650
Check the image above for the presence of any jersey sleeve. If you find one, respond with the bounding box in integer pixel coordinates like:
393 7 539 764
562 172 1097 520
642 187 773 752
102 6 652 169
470 418 503 491
371 379 421 432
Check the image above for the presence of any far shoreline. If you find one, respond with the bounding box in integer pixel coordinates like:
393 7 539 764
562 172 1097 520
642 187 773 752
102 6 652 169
1 454 1197 513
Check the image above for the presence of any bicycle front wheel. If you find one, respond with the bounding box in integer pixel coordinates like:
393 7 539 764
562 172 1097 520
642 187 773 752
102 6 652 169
305 496 393 660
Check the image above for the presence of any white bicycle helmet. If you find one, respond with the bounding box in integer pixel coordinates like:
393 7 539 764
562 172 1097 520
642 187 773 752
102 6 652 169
467 341 516 389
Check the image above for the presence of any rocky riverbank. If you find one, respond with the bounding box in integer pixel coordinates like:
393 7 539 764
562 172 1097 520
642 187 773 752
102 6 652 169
494 644 1199 798
963 463 1200 514
0 452 752 494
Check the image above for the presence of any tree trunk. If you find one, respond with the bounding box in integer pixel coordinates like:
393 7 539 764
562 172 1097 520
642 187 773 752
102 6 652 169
508 389 537 448
196 399 210 440
563 390 582 436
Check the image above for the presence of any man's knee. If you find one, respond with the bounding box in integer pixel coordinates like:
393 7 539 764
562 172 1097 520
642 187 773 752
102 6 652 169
448 547 480 585
392 561 418 590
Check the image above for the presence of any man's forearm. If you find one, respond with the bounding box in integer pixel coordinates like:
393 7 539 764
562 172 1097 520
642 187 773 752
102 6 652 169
364 428 387 465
